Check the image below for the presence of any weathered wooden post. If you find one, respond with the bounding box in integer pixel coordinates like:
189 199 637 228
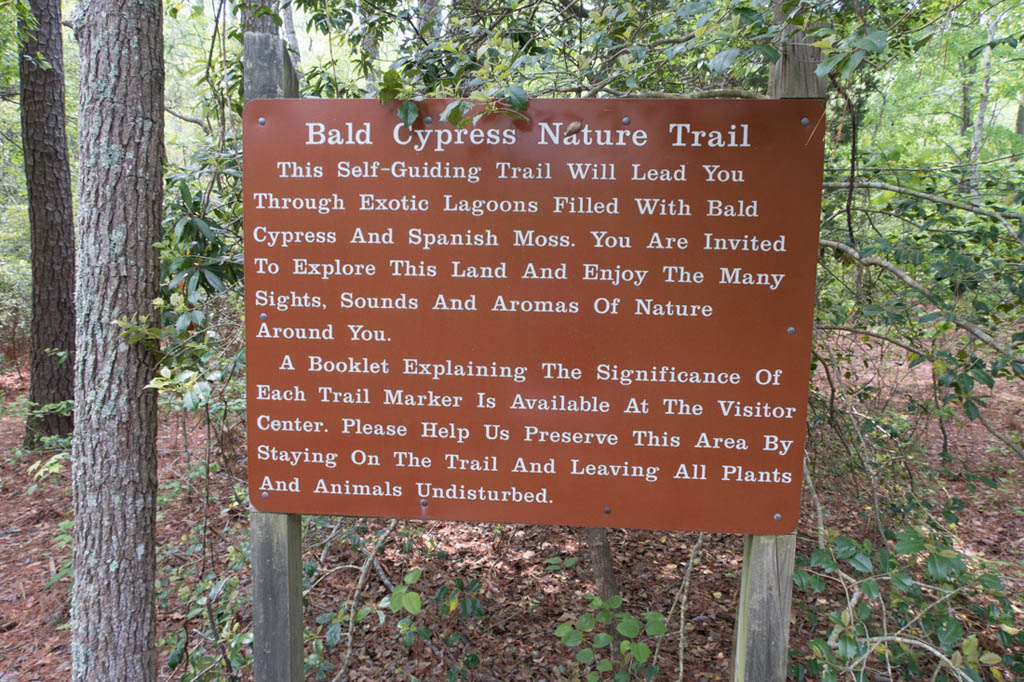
243 3 303 680
732 6 826 681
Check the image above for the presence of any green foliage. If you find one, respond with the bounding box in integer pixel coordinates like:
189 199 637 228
555 594 666 681
0 204 30 368
792 528 1023 681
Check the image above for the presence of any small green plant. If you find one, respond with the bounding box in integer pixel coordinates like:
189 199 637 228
791 528 1023 682
45 519 73 589
555 595 667 681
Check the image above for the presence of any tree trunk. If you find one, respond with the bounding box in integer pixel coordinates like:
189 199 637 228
418 0 442 39
1016 91 1024 140
19 0 75 446
281 0 303 84
70 0 164 678
967 16 997 196
585 526 619 599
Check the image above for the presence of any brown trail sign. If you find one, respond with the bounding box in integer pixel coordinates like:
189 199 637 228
243 98 824 534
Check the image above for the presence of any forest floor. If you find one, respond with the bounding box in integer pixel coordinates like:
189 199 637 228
0 357 1022 682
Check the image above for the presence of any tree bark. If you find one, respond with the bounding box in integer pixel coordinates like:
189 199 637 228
967 16 997 196
1016 91 1024 140
585 526 619 600
70 0 164 678
19 0 75 446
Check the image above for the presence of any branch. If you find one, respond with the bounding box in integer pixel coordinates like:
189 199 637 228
816 325 926 356
855 636 975 682
166 106 210 133
610 88 769 100
824 180 1024 245
820 239 1023 365
976 410 1024 457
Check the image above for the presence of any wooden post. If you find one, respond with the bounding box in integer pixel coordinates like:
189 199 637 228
732 533 797 681
732 6 825 681
244 2 303 680
251 511 303 681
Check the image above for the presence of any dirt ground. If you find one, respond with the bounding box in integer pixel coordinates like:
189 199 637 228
1 362 1021 681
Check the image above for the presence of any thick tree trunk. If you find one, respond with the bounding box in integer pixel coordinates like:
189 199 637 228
19 0 75 446
70 0 164 678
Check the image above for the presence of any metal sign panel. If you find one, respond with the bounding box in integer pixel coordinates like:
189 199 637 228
243 98 824 533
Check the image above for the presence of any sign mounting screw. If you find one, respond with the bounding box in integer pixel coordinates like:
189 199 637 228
260 313 268 320
773 513 782 521
622 117 631 125
258 117 266 126
787 326 795 335
261 492 269 499
800 117 810 126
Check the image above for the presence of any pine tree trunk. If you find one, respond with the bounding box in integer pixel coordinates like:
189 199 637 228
19 0 75 445
70 0 164 677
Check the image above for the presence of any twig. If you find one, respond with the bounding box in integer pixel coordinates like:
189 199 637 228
802 452 827 550
816 325 926 356
854 635 974 682
675 533 704 682
166 106 210 132
976 410 1023 457
333 519 400 682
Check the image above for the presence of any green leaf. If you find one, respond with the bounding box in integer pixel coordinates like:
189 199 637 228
596 658 613 672
891 572 914 593
440 99 470 126
178 180 193 208
564 629 584 647
593 632 613 648
853 26 887 52
617 617 642 639
936 617 964 650
861 579 880 600
403 569 422 585
834 537 857 560
645 613 667 637
811 548 838 572
203 269 224 292
326 621 342 647
587 673 600 682
505 85 528 111
847 552 873 574
838 635 858 660
555 622 575 638
815 52 844 79
893 529 925 555
398 100 420 128
709 47 741 74
578 612 596 633
402 591 422 615
926 552 965 581
632 642 651 664
839 49 866 79
576 647 595 663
